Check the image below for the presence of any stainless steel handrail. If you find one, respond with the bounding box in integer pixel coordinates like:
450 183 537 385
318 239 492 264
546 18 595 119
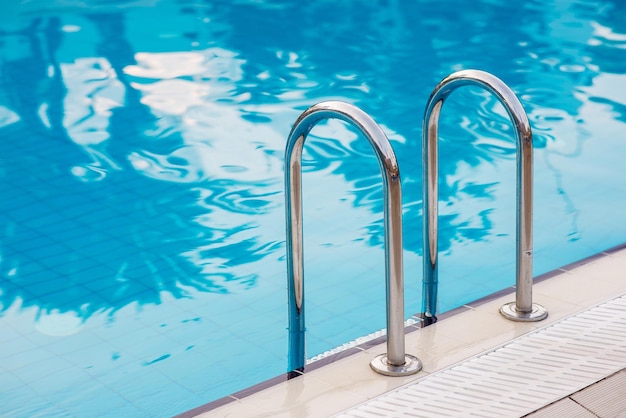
422 70 548 322
285 101 421 376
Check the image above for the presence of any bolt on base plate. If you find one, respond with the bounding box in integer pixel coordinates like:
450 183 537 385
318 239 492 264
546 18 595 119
500 302 548 322
370 354 422 377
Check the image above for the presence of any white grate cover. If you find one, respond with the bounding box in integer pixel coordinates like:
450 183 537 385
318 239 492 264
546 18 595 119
336 294 626 418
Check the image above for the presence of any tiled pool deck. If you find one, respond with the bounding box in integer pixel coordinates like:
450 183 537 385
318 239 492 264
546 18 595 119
189 244 626 417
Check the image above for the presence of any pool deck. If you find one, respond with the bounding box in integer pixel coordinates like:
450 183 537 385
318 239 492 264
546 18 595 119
192 245 626 417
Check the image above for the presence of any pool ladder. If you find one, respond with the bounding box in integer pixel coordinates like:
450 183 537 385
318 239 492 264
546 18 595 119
422 70 547 324
284 101 422 377
284 70 547 377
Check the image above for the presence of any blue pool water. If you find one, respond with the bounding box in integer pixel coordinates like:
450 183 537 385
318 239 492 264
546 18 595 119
1 0 626 416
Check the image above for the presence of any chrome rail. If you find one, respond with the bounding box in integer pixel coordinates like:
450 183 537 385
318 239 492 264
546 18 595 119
285 101 421 376
422 70 548 322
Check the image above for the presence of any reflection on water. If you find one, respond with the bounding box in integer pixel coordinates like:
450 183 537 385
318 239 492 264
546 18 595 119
0 14 282 319
1 0 626 416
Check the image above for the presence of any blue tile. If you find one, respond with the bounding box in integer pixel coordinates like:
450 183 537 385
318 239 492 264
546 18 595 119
53 383 133 416
11 355 74 383
2 346 56 372
1 386 52 417
1 333 39 357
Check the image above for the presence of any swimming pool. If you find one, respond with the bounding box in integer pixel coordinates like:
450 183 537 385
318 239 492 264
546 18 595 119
1 0 625 416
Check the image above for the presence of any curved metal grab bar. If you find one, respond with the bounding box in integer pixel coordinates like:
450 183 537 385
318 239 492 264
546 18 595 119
285 101 421 376
422 70 548 322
